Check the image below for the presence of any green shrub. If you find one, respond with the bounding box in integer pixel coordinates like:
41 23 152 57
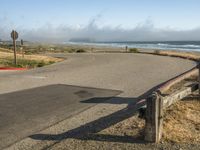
68 48 76 53
154 50 160 54
0 58 56 68
37 61 46 67
129 48 139 53
68 48 86 53
76 49 86 53
24 50 34 55
48 61 55 64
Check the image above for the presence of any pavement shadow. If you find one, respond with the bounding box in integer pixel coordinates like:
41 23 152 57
29 85 160 145
0 84 122 149
30 102 145 144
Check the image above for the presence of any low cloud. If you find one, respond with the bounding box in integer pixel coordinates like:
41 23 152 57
1 16 200 42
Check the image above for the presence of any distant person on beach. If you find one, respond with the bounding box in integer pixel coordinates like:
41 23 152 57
125 46 128 52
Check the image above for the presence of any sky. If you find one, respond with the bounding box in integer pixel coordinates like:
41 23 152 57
0 0 200 42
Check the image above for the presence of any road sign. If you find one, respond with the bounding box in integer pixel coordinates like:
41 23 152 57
11 30 18 40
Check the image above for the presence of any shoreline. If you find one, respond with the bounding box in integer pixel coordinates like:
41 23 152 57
57 43 200 54
53 43 200 62
61 41 200 53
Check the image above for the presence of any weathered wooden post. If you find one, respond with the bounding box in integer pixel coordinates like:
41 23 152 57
11 30 19 66
145 92 163 143
198 62 200 94
158 94 163 141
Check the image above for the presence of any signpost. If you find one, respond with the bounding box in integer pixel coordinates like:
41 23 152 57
11 30 18 66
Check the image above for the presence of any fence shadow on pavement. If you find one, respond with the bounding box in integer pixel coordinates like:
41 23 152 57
29 85 161 145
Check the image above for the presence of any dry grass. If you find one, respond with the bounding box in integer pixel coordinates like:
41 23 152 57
0 47 13 53
163 96 200 143
0 51 62 63
0 50 63 68
151 50 200 61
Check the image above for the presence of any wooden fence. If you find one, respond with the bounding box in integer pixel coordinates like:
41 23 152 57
144 64 199 143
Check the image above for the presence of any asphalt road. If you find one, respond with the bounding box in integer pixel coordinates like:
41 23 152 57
0 53 195 149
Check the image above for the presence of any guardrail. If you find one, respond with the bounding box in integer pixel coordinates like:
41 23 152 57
144 64 199 143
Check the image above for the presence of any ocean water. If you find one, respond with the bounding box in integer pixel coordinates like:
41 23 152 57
66 41 200 52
